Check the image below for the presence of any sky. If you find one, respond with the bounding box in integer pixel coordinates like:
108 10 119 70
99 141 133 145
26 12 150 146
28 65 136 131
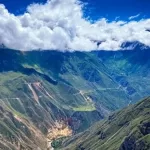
82 0 150 21
1 0 150 20
0 0 150 51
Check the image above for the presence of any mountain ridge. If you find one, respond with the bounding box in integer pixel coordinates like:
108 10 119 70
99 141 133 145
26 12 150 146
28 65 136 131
62 96 150 150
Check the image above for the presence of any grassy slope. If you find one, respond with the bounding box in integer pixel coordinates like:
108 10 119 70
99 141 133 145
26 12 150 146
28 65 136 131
62 97 150 150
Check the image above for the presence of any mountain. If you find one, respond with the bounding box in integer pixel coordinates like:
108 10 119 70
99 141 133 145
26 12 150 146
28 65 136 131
62 97 150 150
0 44 150 149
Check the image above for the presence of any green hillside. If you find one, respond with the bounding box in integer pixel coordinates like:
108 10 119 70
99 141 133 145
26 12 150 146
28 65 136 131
62 97 150 150
0 47 150 149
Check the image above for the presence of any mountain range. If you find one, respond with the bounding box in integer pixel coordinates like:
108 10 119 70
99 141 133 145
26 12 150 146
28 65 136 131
0 43 150 150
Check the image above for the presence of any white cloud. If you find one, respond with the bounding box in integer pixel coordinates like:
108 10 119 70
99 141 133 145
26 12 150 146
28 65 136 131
129 14 140 20
0 0 150 51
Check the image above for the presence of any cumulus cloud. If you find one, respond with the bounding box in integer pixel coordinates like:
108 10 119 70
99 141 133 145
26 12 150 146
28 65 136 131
0 0 150 51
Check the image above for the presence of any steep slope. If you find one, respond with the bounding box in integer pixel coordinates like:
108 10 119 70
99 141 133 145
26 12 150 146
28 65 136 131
0 45 150 149
62 97 150 150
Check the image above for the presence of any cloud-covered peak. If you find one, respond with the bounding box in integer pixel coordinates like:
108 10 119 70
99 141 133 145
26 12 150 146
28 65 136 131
0 0 150 51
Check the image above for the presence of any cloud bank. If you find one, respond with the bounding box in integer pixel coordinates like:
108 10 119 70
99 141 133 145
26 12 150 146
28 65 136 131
0 0 150 51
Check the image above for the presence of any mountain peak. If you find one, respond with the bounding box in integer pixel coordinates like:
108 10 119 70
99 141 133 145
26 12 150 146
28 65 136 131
121 41 150 50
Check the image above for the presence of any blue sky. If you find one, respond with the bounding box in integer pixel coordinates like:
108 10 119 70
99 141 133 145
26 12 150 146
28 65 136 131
82 0 150 20
1 0 150 21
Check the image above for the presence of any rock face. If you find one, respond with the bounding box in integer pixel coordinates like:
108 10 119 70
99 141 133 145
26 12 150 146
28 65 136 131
62 97 150 150
0 45 150 149
140 122 150 135
119 136 137 150
120 122 150 150
47 121 72 150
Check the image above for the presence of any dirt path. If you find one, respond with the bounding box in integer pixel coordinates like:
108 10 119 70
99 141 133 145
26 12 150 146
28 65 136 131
27 83 39 102
73 87 120 96
33 82 54 100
